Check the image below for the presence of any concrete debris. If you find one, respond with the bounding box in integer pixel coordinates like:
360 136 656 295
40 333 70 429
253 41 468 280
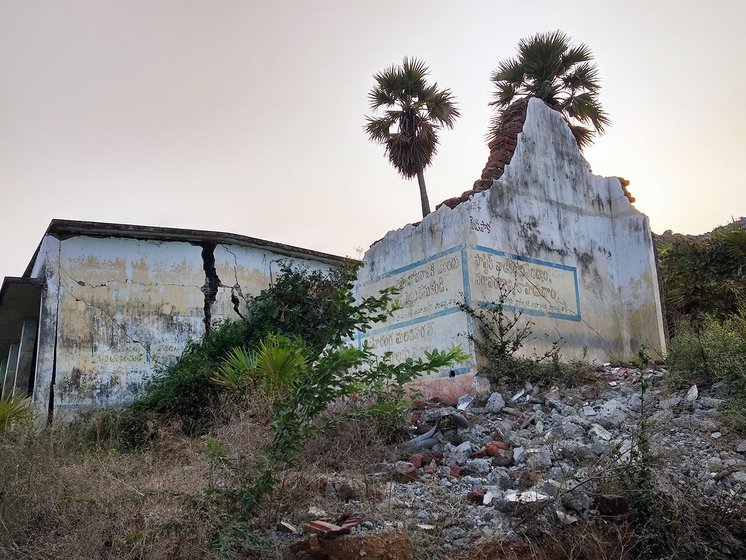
686 384 699 401
291 367 746 559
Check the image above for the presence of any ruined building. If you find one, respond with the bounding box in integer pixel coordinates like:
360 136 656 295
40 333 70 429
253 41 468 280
0 220 344 422
1 98 667 419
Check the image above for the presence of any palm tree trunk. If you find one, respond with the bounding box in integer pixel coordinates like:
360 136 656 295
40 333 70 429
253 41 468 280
417 171 431 218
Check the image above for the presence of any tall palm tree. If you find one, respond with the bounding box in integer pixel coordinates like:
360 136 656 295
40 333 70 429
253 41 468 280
489 30 610 149
366 57 460 218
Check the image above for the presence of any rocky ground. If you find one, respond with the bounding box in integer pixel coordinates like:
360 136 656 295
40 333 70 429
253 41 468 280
273 366 746 559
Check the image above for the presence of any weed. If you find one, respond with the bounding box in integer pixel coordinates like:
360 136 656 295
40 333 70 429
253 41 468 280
460 281 586 388
0 393 30 434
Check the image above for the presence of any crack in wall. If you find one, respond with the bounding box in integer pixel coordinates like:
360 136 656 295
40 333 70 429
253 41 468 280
200 243 221 333
48 242 63 425
220 244 246 320
72 278 200 289
65 287 165 368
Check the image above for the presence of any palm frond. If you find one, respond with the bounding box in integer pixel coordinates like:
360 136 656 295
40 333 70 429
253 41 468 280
489 30 609 150
365 56 460 215
568 123 595 149
560 44 594 72
564 92 611 132
0 393 31 432
210 346 255 392
365 114 398 144
253 334 307 390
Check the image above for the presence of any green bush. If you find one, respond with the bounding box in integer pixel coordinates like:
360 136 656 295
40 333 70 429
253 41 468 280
0 393 31 434
135 319 248 432
460 287 584 388
667 311 746 391
243 262 359 355
658 220 746 324
76 408 158 451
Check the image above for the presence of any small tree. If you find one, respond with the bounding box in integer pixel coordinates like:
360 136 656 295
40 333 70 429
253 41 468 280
365 57 460 218
490 30 610 149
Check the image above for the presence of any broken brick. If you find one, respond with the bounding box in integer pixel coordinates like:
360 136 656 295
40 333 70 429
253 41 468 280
393 461 418 483
304 520 349 538
467 487 486 504
409 454 425 468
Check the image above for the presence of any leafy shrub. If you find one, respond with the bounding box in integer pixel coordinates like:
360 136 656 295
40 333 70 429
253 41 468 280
460 285 583 387
0 393 31 433
667 311 746 393
243 262 360 355
211 334 308 393
658 220 746 325
76 408 158 451
135 319 248 432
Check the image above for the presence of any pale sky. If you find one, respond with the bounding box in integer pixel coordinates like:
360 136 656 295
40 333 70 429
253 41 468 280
1 1 744 282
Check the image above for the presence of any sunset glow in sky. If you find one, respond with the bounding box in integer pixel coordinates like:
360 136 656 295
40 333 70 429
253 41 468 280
1 0 744 281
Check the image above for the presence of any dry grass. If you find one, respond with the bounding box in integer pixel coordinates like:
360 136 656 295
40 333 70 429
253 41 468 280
0 391 283 560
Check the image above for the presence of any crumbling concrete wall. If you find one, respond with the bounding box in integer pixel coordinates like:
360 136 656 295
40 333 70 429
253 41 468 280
356 98 666 399
28 233 334 420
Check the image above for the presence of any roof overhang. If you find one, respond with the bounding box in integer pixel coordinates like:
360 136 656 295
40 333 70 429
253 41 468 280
24 219 349 277
0 277 43 362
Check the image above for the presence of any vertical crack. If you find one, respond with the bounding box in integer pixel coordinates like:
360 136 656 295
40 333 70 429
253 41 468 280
200 243 221 334
48 242 62 426
220 244 246 320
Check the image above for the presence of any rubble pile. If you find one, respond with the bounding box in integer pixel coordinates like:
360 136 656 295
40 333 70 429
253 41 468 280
285 366 746 559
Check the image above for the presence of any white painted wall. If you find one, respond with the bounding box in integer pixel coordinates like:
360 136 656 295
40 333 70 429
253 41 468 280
357 98 666 384
28 233 336 419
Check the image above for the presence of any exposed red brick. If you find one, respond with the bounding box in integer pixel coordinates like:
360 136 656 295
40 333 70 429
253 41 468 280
596 494 630 515
485 441 509 458
449 466 463 478
409 454 425 468
393 462 418 483
467 487 486 504
304 520 349 537
436 97 529 212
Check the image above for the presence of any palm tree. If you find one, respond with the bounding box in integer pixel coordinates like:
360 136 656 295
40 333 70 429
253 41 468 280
365 57 460 218
489 30 610 149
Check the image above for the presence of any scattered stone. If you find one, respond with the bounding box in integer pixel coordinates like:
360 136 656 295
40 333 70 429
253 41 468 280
457 394 475 410
505 489 550 503
596 494 630 515
308 506 328 518
467 487 486 504
732 471 746 484
659 397 681 410
561 488 594 513
555 510 579 525
464 458 492 475
511 389 525 402
485 392 506 413
513 446 525 464
393 461 418 483
589 423 613 441
595 399 627 428
444 441 472 466
686 385 699 402
712 432 722 439
737 441 746 454
278 521 298 534
582 406 597 417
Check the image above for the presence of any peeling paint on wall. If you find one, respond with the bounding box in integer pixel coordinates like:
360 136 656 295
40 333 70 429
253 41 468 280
357 98 667 394
2 221 345 423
